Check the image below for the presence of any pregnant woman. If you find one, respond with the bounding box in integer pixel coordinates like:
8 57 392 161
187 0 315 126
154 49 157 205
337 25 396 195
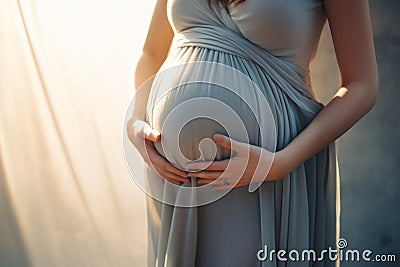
127 0 378 266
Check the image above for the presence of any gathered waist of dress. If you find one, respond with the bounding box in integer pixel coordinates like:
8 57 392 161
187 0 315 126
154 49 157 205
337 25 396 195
172 25 306 75
171 25 323 115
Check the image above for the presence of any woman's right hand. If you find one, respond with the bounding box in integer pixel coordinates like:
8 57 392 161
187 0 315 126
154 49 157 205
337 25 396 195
127 118 189 185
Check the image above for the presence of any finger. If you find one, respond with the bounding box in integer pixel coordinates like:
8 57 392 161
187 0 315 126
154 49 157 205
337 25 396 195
160 170 190 184
143 123 161 142
149 167 174 184
133 120 160 142
197 178 224 185
213 134 245 153
145 143 188 178
145 138 155 147
162 176 181 185
163 161 189 178
185 159 229 171
155 167 189 184
211 185 231 191
188 170 224 179
212 183 242 191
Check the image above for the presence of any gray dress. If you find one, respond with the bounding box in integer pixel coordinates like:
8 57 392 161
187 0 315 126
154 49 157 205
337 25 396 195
143 0 340 266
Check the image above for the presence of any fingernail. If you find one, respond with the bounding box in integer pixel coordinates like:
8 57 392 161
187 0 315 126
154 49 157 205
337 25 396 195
214 134 224 141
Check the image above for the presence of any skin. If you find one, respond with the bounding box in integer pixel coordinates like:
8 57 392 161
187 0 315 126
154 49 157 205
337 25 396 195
127 0 379 189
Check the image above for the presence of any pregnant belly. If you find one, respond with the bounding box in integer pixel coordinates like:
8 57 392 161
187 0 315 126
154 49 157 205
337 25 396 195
146 81 260 171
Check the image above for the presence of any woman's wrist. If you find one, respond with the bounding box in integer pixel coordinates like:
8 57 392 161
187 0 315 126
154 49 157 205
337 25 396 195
270 148 296 180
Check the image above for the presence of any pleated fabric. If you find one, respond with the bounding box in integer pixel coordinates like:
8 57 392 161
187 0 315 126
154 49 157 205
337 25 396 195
144 1 340 266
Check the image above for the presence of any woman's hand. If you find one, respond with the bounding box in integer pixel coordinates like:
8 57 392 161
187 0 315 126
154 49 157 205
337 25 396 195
185 134 291 190
126 118 189 185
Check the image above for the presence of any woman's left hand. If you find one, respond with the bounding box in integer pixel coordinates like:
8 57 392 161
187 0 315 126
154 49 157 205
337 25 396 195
185 134 292 190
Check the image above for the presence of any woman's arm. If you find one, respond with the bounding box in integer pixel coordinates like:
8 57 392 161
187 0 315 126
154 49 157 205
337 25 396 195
186 0 379 189
127 0 189 184
131 0 174 120
280 0 379 172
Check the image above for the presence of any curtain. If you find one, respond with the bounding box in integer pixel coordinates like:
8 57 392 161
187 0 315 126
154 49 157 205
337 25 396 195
0 0 157 266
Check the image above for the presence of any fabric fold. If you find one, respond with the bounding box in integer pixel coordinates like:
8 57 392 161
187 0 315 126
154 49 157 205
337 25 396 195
173 25 324 115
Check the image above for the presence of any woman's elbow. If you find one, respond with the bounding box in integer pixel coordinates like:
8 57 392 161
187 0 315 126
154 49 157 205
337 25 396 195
356 71 380 110
362 77 379 111
368 76 379 108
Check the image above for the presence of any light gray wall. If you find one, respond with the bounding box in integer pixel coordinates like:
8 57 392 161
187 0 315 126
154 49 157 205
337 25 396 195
311 1 400 265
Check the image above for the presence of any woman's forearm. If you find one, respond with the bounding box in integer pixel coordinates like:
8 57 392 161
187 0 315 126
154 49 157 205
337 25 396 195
130 0 174 121
131 52 166 121
134 52 166 89
281 81 378 172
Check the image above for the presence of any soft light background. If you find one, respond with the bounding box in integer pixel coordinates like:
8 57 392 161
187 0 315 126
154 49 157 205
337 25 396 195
0 0 398 267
